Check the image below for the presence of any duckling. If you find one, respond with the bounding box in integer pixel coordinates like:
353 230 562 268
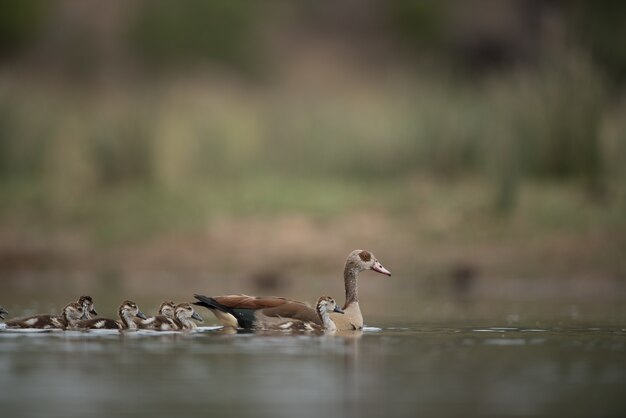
6 302 87 330
136 301 179 330
76 300 147 330
258 296 344 332
172 303 203 330
0 305 8 321
77 295 98 319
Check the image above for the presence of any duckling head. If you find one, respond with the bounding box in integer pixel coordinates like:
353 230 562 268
0 305 8 320
158 301 176 319
64 302 87 322
346 250 391 277
119 300 147 320
175 303 203 322
78 295 98 317
316 296 344 315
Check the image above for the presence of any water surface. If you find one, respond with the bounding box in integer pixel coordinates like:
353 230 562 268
1 321 625 418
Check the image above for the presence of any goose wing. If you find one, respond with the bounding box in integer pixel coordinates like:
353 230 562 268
194 294 319 329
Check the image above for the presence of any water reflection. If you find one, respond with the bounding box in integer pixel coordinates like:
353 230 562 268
0 325 625 417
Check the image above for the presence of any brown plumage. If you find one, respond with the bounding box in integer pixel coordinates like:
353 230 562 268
194 249 391 331
77 295 98 319
136 301 178 330
6 302 86 330
76 300 146 330
256 296 344 332
172 303 203 330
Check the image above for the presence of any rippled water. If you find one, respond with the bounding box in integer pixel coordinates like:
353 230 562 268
1 322 625 418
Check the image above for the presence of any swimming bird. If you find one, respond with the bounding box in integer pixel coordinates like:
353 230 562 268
257 296 344 332
136 301 178 330
194 249 391 331
172 303 203 330
5 302 87 329
78 296 98 319
76 300 147 330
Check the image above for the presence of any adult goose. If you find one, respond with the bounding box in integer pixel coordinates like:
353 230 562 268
194 249 391 331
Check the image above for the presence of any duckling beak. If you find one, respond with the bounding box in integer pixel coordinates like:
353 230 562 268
90 308 98 316
371 261 391 276
136 310 148 320
333 306 345 314
191 311 203 322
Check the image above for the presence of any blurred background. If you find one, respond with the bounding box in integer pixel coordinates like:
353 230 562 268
1 0 625 323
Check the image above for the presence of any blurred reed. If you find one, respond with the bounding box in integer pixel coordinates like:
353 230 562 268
0 54 622 229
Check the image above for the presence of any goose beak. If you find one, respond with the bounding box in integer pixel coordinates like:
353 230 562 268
333 306 345 314
191 311 204 322
90 308 98 316
371 261 391 276
136 310 148 320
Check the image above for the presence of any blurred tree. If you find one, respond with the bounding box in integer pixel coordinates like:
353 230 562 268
0 0 49 60
385 0 447 51
571 0 626 83
129 0 261 74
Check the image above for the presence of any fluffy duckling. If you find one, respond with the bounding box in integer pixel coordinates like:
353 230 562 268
78 295 98 319
172 303 203 330
0 305 8 321
76 300 147 330
6 302 87 330
258 296 344 332
137 301 179 330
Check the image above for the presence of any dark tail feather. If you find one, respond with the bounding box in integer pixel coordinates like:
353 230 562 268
193 294 250 329
193 294 231 313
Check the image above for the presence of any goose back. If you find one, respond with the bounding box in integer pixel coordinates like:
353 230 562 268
194 294 320 329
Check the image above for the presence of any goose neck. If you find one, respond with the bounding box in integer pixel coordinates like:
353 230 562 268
344 263 360 305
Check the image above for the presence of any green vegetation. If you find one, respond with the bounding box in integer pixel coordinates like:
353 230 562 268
0 56 624 249
0 1 624 285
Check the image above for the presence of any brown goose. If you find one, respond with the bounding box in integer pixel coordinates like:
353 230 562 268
78 295 98 319
6 302 87 329
194 249 391 331
257 296 344 332
76 300 147 330
172 303 203 330
137 301 178 330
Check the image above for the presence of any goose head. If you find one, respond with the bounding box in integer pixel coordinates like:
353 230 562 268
316 296 344 315
64 302 87 323
158 301 176 319
78 295 98 317
0 305 8 320
119 300 147 321
346 250 391 276
175 303 203 323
